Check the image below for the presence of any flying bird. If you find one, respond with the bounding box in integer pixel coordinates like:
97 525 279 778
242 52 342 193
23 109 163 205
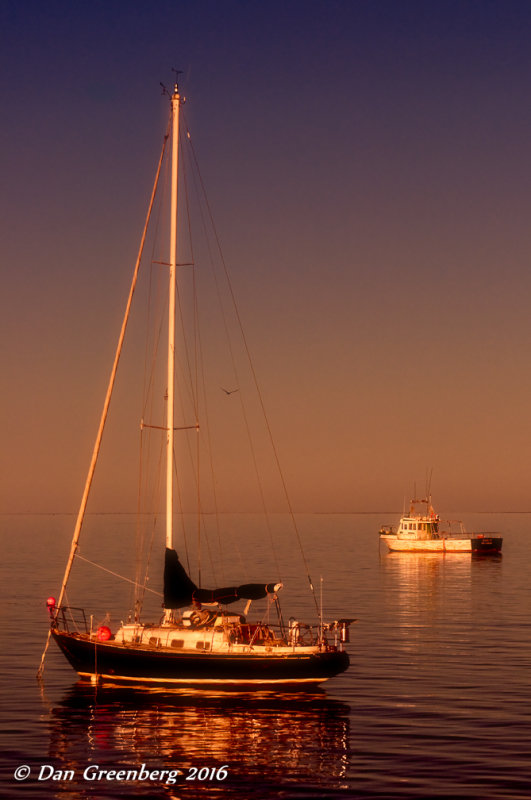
221 387 239 395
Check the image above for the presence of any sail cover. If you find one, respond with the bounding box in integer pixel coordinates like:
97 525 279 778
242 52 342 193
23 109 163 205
163 548 281 609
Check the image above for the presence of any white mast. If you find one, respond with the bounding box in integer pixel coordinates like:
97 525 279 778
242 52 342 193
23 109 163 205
166 84 181 550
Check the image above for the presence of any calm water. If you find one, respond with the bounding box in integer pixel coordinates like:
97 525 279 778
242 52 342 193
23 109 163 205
1 513 530 799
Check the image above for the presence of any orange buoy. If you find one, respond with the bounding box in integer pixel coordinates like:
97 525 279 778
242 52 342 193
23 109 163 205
97 626 112 641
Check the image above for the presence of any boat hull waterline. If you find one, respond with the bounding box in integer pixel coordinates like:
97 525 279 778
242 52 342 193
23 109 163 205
52 631 349 686
382 535 503 554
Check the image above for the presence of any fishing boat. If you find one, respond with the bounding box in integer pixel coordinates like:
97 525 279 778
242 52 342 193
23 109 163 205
37 82 352 688
380 496 502 554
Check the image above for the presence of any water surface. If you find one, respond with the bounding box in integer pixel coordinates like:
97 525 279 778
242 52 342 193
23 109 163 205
1 513 529 798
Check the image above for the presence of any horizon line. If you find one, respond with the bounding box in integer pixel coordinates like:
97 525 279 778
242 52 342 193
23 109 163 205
0 509 529 517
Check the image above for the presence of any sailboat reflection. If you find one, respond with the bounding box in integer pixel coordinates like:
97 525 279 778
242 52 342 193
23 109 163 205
46 683 351 798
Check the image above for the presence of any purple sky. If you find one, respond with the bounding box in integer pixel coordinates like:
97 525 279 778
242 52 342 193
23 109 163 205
3 1 531 513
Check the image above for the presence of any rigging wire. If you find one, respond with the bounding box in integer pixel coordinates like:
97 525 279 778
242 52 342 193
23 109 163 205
179 134 203 586
179 130 221 587
135 126 171 618
75 553 163 596
37 124 171 677
182 121 283 583
182 113 319 616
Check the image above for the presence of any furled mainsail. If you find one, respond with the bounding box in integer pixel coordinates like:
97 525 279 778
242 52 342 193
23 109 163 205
163 548 281 609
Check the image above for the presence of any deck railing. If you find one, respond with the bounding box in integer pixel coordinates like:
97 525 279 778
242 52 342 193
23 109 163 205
51 606 89 635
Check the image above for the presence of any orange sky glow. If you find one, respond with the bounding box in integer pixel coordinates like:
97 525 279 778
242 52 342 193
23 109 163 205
3 1 531 514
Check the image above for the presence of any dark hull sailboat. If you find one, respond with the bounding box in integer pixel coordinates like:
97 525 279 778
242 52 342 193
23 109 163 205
48 547 351 687
51 631 349 687
38 81 353 688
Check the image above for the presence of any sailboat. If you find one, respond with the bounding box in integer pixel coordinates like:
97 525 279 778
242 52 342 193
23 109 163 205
38 83 352 688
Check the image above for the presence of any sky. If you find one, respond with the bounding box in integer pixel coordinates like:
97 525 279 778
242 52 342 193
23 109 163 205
3 0 531 513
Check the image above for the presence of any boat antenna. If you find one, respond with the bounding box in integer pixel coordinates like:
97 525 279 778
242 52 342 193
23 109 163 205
161 70 183 97
426 467 433 496
425 467 433 510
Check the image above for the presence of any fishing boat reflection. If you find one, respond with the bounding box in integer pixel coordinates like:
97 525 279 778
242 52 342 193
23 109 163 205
385 550 471 584
381 552 471 617
46 683 351 798
379 550 502 664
